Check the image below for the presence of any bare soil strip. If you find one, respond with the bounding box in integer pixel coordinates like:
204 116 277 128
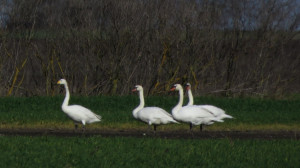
0 128 299 140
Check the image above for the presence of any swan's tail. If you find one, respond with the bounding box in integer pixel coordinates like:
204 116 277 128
94 114 102 121
222 114 234 119
165 117 180 124
171 119 180 124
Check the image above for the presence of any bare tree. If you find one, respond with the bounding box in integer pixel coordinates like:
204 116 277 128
0 0 299 97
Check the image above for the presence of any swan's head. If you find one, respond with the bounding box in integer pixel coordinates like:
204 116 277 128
57 79 67 85
185 83 191 91
170 84 183 91
132 85 143 92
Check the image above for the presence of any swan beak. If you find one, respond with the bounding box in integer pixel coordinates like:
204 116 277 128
132 88 137 92
170 86 176 91
186 86 190 90
57 81 61 84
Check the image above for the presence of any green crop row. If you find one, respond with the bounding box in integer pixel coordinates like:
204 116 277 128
0 136 299 168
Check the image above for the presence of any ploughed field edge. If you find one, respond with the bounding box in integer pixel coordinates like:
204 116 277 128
0 128 299 140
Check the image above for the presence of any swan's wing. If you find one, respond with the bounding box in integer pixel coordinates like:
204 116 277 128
175 105 223 124
137 107 178 124
67 105 101 122
200 105 224 115
149 107 173 117
136 108 153 123
149 107 179 123
181 105 215 118
200 105 233 119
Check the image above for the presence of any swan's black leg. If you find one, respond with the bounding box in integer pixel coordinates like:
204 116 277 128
75 124 78 130
154 125 157 135
200 124 203 131
189 123 193 131
189 123 195 136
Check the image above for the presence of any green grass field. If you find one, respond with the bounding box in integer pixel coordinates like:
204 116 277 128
0 95 299 131
0 96 299 167
1 136 299 168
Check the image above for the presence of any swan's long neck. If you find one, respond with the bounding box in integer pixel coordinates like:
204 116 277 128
62 83 70 108
133 89 145 118
187 89 194 106
172 88 184 115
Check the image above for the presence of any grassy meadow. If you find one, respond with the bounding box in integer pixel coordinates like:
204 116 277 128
1 136 300 168
0 95 300 167
0 95 299 131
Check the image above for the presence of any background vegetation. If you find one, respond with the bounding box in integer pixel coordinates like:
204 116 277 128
0 0 299 97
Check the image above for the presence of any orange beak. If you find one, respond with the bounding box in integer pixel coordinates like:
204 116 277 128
132 88 137 92
170 86 176 91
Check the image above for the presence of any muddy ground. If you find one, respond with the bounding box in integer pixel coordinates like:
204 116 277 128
0 128 299 140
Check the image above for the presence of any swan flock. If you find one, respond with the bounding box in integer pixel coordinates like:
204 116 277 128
57 79 233 132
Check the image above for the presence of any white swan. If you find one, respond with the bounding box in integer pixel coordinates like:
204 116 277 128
185 83 233 120
185 83 194 106
132 85 178 133
57 79 101 129
170 84 223 131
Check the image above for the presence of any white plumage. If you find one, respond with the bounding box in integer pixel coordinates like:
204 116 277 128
175 105 222 125
57 79 101 129
171 84 223 131
185 83 233 121
132 85 178 132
